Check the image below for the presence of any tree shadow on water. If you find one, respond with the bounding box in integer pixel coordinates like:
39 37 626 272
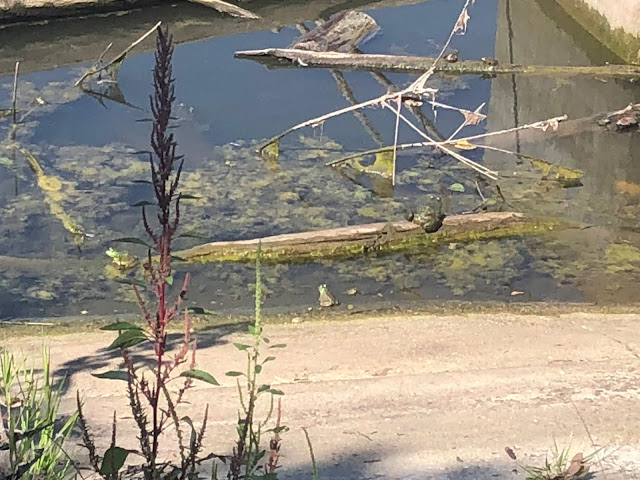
53 319 247 394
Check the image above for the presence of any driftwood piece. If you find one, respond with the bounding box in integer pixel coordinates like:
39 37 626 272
174 212 559 263
234 49 640 78
187 0 258 19
290 10 379 53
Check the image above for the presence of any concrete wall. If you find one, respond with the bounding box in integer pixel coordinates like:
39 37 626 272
553 0 640 63
486 0 640 226
578 0 640 35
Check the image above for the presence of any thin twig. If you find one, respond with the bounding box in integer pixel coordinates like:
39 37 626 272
11 61 19 124
391 94 401 186
382 100 498 179
0 321 56 327
475 181 486 202
75 22 161 86
410 0 474 93
571 400 608 480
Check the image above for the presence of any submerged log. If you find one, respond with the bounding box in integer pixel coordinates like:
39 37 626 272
234 48 640 77
174 212 560 263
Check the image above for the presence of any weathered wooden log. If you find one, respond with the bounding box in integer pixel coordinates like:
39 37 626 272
186 0 258 19
0 0 169 22
234 48 640 77
174 212 560 263
289 10 379 53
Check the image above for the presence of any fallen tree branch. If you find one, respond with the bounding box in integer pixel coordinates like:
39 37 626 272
235 48 640 77
174 212 560 263
187 0 259 19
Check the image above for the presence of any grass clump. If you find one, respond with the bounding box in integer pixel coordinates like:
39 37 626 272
0 348 77 480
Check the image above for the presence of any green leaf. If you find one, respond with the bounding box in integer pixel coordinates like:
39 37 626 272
92 370 129 381
131 179 152 184
254 364 262 374
262 337 270 344
188 307 215 315
225 371 244 377
269 389 284 396
248 325 261 336
262 356 276 364
259 138 279 161
272 426 288 434
131 200 155 207
233 343 251 351
449 183 465 193
101 322 142 331
177 231 209 240
108 330 147 350
179 194 201 200
112 237 151 248
180 369 219 386
269 344 287 349
165 275 174 286
99 446 131 475
113 278 147 288
257 384 270 394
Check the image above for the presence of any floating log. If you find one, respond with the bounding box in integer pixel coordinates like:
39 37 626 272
234 48 640 77
174 212 560 263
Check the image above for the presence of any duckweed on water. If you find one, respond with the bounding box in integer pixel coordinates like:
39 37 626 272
605 243 640 273
433 240 524 296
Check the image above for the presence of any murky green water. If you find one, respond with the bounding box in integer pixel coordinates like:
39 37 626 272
0 0 638 320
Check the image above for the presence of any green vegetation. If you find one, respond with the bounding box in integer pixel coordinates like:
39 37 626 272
0 348 77 479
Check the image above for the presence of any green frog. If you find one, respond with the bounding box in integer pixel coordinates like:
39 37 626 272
318 284 339 307
405 195 446 233
105 247 139 271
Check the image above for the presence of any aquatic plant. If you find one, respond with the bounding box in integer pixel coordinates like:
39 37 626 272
0 348 77 480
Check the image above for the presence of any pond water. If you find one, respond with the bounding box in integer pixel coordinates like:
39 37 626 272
0 0 639 320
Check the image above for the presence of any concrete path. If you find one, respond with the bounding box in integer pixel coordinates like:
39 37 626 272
7 312 640 479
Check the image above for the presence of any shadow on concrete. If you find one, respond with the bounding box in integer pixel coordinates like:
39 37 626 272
54 319 247 394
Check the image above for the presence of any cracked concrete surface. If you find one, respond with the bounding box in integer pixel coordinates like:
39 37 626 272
6 312 640 479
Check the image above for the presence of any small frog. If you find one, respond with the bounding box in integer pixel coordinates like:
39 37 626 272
105 247 139 271
405 195 446 233
444 49 459 63
318 284 339 307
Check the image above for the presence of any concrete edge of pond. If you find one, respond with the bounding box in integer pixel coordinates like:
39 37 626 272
1 300 638 339
0 0 172 23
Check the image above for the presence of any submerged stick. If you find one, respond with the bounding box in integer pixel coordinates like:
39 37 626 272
11 61 19 124
187 0 259 19
75 21 161 86
235 49 640 77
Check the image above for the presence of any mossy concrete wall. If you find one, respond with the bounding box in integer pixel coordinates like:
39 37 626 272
554 0 640 64
486 0 640 227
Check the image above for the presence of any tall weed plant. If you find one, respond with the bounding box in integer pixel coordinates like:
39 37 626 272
77 25 286 480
